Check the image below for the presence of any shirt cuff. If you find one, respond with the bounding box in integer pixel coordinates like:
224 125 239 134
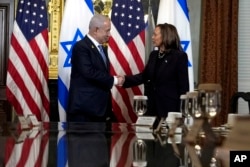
113 76 118 85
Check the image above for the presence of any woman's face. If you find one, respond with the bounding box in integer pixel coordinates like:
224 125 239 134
152 27 163 47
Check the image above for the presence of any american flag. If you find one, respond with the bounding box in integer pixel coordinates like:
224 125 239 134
4 130 49 167
6 0 50 121
108 0 146 123
110 124 136 167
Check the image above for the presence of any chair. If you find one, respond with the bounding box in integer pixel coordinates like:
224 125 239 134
230 92 250 114
198 83 222 91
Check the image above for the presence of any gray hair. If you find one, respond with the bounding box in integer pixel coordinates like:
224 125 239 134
89 14 109 29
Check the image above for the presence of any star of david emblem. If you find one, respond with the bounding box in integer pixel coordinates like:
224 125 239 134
181 40 192 67
60 28 84 67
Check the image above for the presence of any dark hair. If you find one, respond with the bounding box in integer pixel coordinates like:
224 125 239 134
156 23 183 51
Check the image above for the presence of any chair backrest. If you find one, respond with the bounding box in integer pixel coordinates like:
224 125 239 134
198 83 222 91
230 92 250 114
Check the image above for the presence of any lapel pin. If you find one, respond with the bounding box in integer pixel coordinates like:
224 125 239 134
165 60 168 63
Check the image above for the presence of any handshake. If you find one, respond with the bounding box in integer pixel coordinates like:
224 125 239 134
116 75 125 86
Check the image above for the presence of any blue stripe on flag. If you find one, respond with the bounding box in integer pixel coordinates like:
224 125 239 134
178 0 189 21
57 134 67 167
85 0 95 13
57 122 68 167
58 76 69 111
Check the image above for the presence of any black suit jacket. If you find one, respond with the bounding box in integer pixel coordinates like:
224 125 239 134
67 36 114 118
123 49 189 117
67 123 110 167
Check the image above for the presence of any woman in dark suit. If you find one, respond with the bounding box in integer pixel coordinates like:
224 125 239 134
123 23 189 119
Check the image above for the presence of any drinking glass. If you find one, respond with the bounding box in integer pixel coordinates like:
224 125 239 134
180 94 192 127
198 84 222 119
133 139 147 167
133 95 148 116
180 94 188 116
186 91 201 118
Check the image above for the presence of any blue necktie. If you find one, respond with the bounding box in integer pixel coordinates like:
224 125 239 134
98 45 107 66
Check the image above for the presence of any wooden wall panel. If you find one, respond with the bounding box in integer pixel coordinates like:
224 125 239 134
0 0 14 122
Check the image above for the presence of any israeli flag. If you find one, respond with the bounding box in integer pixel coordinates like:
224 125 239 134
157 0 194 91
57 122 68 167
58 0 94 121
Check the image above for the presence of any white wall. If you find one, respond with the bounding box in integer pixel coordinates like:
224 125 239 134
188 0 202 88
238 0 250 114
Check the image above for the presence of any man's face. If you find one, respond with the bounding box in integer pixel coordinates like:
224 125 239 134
96 20 111 44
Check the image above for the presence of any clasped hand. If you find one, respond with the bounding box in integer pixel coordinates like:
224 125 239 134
116 75 125 86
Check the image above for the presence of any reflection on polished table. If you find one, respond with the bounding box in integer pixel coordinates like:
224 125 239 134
0 121 229 167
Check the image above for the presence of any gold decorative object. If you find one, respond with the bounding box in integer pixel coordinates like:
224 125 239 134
103 0 112 16
94 0 112 16
48 0 64 79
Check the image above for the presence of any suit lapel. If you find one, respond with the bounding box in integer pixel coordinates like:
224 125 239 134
84 37 109 70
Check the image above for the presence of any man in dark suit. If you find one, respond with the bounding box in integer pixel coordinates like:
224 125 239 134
67 123 111 167
67 14 123 122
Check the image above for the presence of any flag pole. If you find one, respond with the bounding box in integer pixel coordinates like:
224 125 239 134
145 0 155 62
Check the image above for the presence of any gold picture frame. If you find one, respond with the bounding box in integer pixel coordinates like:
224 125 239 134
47 0 64 79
